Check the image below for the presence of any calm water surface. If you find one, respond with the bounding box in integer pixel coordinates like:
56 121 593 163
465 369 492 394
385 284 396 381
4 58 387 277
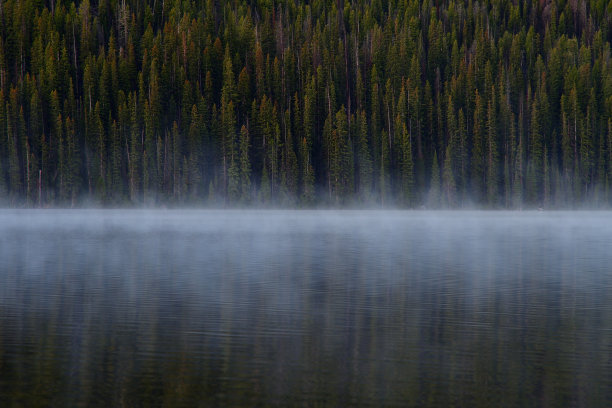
0 210 611 407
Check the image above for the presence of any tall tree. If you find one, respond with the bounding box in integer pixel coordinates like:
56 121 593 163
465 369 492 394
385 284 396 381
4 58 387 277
428 150 440 208
472 90 485 201
239 125 251 203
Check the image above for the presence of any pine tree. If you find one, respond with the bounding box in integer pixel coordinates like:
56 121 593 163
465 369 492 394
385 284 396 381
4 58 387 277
129 93 141 203
486 94 499 207
400 123 414 206
169 123 181 201
472 90 485 202
112 118 125 202
370 66 381 192
222 100 237 200
227 156 240 205
267 111 280 200
239 125 251 203
221 46 237 200
336 107 353 203
94 103 107 202
143 59 161 204
300 137 315 205
57 113 68 202
357 110 373 203
0 97 7 200
40 132 49 206
17 107 29 204
428 150 440 208
323 111 334 202
543 145 551 208
443 144 457 207
580 108 594 198
457 109 468 204
0 0 611 208
301 78 316 204
260 162 271 204
65 116 80 206
380 130 390 206
280 109 298 204
527 98 543 205
608 119 612 205
7 115 22 202
188 105 203 199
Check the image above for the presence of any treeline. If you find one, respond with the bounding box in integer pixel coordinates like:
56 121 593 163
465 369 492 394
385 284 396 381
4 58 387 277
0 0 611 207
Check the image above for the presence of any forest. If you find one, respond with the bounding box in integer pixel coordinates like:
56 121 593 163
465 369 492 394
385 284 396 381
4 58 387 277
0 0 611 207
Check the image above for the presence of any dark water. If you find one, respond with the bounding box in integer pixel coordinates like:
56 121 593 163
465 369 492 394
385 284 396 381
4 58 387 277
1 210 611 407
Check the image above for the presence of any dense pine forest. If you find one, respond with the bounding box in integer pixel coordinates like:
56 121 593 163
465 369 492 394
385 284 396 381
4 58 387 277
0 0 611 207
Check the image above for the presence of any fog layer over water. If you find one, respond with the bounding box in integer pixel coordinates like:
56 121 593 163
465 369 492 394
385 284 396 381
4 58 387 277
1 210 611 406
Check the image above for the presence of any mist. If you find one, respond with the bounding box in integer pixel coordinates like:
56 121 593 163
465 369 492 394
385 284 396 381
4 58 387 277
2 0 612 402
1 209 611 406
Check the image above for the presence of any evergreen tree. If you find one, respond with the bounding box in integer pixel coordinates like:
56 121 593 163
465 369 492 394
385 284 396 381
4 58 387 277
0 98 7 200
486 94 499 206
380 129 390 206
442 144 457 207
428 150 440 208
472 91 485 201
527 99 543 205
65 116 80 206
94 103 107 201
456 109 468 204
7 116 22 202
301 78 316 204
280 110 298 204
129 93 142 203
227 156 240 205
400 123 414 206
336 106 353 203
580 107 594 198
0 0 609 208
239 125 251 203
357 110 373 202
188 105 203 199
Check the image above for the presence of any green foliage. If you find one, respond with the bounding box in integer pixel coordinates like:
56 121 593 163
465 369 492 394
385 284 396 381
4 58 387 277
428 150 440 208
0 0 610 207
443 144 456 207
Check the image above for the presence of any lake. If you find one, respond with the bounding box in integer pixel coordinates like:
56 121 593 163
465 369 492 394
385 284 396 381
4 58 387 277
0 210 611 406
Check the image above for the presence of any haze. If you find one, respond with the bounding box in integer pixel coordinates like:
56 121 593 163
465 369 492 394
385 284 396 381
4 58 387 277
1 210 611 406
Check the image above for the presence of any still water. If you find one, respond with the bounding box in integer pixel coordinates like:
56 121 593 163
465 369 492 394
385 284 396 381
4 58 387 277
0 210 611 407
